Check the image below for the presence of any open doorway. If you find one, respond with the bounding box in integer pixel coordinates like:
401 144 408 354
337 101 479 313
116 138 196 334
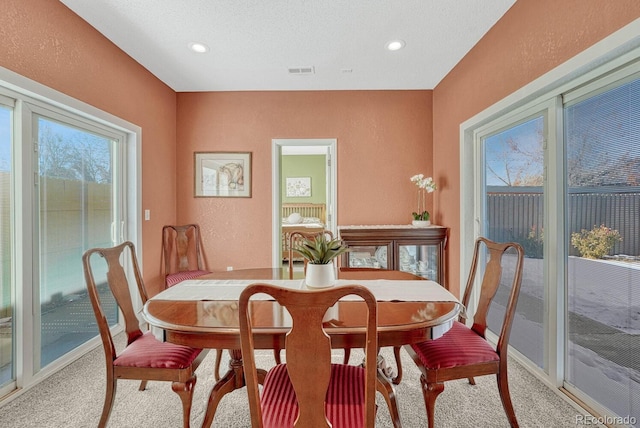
271 138 337 267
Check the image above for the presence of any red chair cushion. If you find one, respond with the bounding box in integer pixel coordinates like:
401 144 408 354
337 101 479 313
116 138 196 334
114 332 202 369
260 363 366 428
411 321 499 369
165 270 210 287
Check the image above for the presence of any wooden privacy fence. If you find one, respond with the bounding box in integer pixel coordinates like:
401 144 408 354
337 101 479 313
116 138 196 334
486 186 640 257
0 174 111 308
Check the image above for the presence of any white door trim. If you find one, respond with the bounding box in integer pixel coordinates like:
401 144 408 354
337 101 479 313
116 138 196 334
271 138 337 267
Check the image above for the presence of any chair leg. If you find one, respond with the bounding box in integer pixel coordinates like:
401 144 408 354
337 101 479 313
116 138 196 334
420 377 444 428
392 346 403 385
138 380 148 391
214 349 223 381
172 376 197 428
468 377 476 385
496 371 519 428
343 347 351 364
99 373 117 428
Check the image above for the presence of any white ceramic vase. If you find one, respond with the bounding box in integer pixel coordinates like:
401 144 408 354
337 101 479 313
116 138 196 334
305 263 336 288
412 220 431 227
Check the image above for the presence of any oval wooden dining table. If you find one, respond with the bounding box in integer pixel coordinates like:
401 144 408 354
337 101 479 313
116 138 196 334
143 267 461 428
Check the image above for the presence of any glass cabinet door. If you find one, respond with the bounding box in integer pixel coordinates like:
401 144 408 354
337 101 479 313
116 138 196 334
339 226 448 288
397 243 440 281
347 244 391 269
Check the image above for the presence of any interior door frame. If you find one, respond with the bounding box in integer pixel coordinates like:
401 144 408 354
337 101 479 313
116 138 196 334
271 138 337 266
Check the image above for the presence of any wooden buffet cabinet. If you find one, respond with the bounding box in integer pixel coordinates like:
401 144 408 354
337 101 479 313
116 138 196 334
338 225 448 289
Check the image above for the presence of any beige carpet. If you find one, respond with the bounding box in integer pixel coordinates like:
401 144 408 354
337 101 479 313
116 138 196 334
0 334 585 427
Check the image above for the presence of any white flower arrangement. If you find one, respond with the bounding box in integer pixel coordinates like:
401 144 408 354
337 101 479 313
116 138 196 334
410 174 437 192
410 174 437 221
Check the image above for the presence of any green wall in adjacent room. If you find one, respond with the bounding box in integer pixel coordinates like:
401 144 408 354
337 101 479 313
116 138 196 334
281 155 326 203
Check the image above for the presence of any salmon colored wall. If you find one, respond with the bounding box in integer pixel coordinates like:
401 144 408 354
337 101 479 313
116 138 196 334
433 0 640 296
7 0 632 296
0 0 177 294
176 91 433 270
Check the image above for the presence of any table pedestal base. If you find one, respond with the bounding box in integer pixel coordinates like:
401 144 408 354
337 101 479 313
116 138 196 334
376 353 403 428
201 349 266 428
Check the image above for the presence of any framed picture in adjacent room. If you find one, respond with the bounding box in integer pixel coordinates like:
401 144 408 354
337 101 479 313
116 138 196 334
286 177 311 197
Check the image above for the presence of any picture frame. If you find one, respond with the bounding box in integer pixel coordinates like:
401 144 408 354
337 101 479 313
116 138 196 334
194 152 252 197
286 177 312 197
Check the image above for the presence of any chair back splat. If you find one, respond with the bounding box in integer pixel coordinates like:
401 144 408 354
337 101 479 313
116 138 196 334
162 224 210 287
461 237 524 353
83 241 206 428
404 237 524 428
239 283 378 428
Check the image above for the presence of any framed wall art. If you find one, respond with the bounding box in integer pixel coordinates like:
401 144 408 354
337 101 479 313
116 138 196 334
194 152 252 197
286 177 311 197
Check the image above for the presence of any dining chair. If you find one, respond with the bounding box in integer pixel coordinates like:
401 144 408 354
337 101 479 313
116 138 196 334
162 224 210 287
83 241 207 428
402 237 524 427
162 224 225 379
239 283 378 428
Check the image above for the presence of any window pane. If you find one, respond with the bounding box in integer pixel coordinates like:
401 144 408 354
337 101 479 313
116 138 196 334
565 77 640 422
37 116 117 369
483 116 545 368
0 106 13 387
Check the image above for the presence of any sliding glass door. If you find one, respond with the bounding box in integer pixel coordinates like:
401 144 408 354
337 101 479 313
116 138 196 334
0 98 127 379
474 64 639 423
564 75 640 423
0 72 138 400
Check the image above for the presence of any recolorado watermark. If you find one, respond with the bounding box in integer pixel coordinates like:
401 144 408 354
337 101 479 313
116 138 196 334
576 414 636 426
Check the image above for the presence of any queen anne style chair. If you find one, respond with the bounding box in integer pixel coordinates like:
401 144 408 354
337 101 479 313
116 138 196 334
403 237 524 427
83 241 207 428
162 224 226 380
239 283 378 428
162 224 210 288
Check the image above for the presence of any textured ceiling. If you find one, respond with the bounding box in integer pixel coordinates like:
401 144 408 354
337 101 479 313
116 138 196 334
59 0 516 92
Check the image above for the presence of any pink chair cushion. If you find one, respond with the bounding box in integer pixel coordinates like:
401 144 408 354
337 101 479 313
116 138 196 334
165 270 210 287
411 321 499 369
260 363 366 428
114 332 202 369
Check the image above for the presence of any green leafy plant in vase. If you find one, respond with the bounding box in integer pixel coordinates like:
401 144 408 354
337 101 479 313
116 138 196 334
295 234 349 288
295 234 349 265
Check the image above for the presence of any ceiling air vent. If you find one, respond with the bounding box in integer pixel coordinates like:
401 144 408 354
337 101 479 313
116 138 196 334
288 66 315 75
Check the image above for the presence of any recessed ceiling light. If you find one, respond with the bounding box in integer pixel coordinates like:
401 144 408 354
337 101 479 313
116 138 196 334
386 40 406 51
188 42 209 53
